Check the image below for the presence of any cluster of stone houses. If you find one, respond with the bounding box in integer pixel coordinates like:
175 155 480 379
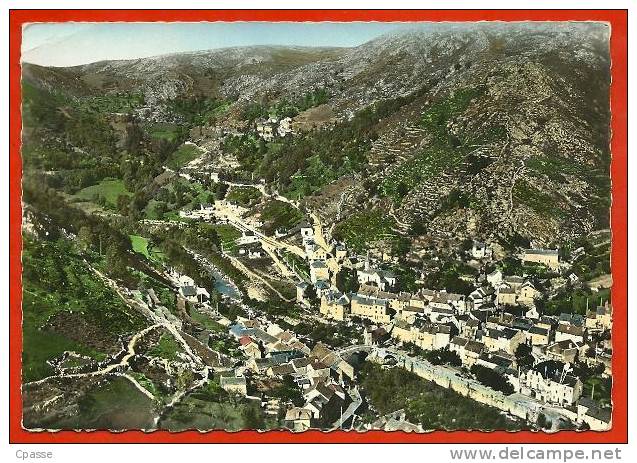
168 269 211 304
255 116 293 141
486 271 541 313
163 153 610 432
436 307 610 412
290 228 610 428
307 255 608 424
316 278 470 327
378 304 610 428
224 317 357 431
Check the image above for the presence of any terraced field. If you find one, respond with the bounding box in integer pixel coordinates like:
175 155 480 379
207 223 242 250
332 209 400 253
380 143 467 203
379 88 481 205
513 179 568 220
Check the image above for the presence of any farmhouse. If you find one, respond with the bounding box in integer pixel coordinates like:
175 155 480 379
522 248 560 270
471 240 492 260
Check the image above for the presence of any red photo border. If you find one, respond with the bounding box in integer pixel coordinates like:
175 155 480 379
9 9 628 444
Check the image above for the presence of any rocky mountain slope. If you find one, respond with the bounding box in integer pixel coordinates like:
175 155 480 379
22 22 611 250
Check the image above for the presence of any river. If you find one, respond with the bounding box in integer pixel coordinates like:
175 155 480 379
210 266 241 300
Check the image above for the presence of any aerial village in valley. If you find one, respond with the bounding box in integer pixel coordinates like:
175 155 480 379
126 112 613 433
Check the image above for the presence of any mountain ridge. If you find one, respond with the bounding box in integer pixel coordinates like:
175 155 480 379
21 23 612 251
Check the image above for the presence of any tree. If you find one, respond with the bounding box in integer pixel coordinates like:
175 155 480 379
336 267 359 294
409 220 426 237
104 243 133 283
515 343 534 368
304 285 318 305
124 123 143 154
117 194 130 215
470 364 515 395
213 182 229 200
270 376 304 406
396 181 409 199
242 403 265 429
424 348 462 366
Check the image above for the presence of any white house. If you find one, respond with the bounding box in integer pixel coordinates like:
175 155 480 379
357 263 397 291
471 241 492 260
486 269 503 287
520 361 582 406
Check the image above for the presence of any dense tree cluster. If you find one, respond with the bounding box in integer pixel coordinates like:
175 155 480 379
423 348 462 366
360 362 524 431
225 88 428 198
470 364 515 395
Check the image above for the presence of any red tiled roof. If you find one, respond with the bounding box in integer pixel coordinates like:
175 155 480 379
239 336 254 346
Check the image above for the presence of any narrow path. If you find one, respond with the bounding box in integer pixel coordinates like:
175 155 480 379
261 242 296 279
24 323 162 387
90 266 203 365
